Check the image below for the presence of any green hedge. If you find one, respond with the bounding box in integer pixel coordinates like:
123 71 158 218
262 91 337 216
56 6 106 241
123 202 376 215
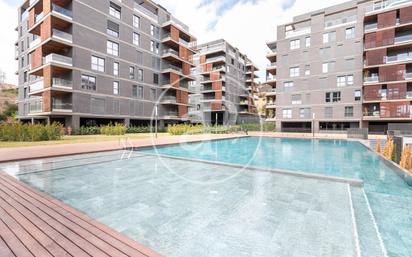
239 123 276 132
167 123 275 135
0 123 63 142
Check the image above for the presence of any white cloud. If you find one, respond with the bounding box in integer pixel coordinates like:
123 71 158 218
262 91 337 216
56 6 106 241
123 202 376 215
0 0 18 85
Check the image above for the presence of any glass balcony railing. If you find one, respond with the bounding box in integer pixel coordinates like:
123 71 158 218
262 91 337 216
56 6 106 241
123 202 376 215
179 38 197 49
52 29 72 43
52 4 72 19
285 27 311 38
29 37 41 49
364 23 378 32
21 10 28 21
267 75 277 81
407 72 412 79
267 62 277 67
384 54 412 64
162 111 178 117
162 65 182 73
52 78 72 88
163 48 179 56
29 79 44 92
134 3 158 21
199 43 226 53
43 53 73 66
29 99 43 113
365 0 412 13
205 56 226 63
34 12 44 23
395 33 412 44
161 96 177 102
364 75 379 82
52 101 72 111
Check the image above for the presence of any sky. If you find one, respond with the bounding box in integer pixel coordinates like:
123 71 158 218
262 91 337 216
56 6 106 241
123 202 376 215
0 0 350 85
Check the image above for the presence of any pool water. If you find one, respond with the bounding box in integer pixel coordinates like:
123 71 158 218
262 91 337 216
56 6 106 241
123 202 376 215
1 137 411 257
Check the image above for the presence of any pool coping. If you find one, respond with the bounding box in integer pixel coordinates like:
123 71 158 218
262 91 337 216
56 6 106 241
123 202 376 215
138 152 365 187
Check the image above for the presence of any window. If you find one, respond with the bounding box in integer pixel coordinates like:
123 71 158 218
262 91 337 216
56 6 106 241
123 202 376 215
152 57 160 70
324 107 333 118
305 65 310 76
113 62 119 76
282 109 292 119
150 88 156 101
133 33 140 46
81 75 96 91
305 37 311 47
132 85 138 97
137 69 143 81
337 75 354 87
322 61 335 73
300 108 311 118
345 27 355 39
129 66 135 79
345 106 354 117
107 20 119 37
136 85 143 98
107 41 119 56
290 39 300 50
289 67 299 77
109 2 121 19
323 31 336 44
292 94 302 105
150 25 159 38
355 90 361 101
326 92 341 102
137 51 143 65
133 15 140 28
91 56 105 72
153 73 159 84
113 81 119 95
284 81 294 92
150 41 159 54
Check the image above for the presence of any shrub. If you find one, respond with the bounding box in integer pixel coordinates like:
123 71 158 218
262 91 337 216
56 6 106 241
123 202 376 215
126 126 166 134
167 124 204 135
239 123 275 132
0 122 63 142
400 145 412 170
74 126 101 135
100 123 127 136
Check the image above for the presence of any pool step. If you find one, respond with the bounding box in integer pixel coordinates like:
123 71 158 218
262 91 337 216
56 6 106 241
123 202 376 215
350 186 387 257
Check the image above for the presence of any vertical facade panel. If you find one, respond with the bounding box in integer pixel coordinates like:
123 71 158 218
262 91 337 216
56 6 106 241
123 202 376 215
400 6 412 24
377 10 397 29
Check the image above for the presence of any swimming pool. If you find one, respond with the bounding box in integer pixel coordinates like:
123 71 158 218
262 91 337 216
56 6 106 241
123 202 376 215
1 136 411 257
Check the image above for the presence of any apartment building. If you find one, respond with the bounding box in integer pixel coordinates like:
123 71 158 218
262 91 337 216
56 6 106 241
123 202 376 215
188 39 259 125
265 41 277 122
270 0 412 133
15 0 196 129
362 0 412 133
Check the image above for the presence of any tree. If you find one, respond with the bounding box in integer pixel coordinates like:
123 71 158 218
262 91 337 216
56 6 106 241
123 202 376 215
400 145 412 170
0 102 17 122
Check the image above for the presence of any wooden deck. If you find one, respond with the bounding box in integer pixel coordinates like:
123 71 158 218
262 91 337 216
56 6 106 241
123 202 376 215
0 172 163 257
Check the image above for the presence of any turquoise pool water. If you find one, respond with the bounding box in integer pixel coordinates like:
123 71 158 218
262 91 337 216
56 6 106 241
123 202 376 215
142 137 412 257
1 137 411 256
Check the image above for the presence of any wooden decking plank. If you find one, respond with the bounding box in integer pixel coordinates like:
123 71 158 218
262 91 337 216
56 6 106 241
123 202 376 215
0 178 132 257
0 185 94 257
0 196 71 257
0 174 162 257
0 236 16 257
0 205 54 257
0 218 34 257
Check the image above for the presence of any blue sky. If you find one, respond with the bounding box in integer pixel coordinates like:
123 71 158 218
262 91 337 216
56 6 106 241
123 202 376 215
0 0 347 84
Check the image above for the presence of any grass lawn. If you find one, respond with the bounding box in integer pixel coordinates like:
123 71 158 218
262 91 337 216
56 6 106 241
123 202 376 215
0 133 168 148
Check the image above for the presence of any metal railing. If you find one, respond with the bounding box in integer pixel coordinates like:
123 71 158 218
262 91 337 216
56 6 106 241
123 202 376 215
52 4 72 18
365 0 412 13
43 53 73 66
52 78 72 88
52 29 72 42
162 65 182 73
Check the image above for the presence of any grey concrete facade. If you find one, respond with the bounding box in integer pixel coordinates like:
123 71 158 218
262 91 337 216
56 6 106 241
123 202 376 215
16 0 196 129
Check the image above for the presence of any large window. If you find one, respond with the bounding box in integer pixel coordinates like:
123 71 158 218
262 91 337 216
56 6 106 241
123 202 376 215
325 92 341 103
150 41 159 54
150 25 159 38
133 15 140 28
132 85 143 98
137 69 143 81
150 88 156 101
109 2 121 19
322 61 335 73
113 62 119 76
133 33 140 46
284 81 294 92
282 109 292 119
107 20 119 38
300 108 311 119
355 90 361 101
305 36 311 47
292 94 302 105
129 66 135 79
91 56 105 72
345 106 354 117
323 31 336 44
290 39 300 50
345 27 355 39
289 67 300 77
81 75 96 91
113 81 119 95
337 75 354 87
107 40 119 56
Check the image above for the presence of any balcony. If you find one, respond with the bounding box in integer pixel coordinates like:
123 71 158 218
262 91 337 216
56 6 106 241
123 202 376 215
162 64 182 74
134 3 158 21
239 100 249 105
162 48 179 57
162 111 179 118
29 99 43 113
364 74 379 83
43 53 73 66
21 10 29 21
52 29 72 43
364 23 378 32
160 95 177 104
179 38 197 49
285 27 311 39
205 56 226 64
52 4 72 19
199 43 225 54
384 54 412 64
267 62 277 68
52 101 72 112
53 77 72 88
365 0 412 14
395 33 412 44
29 37 41 50
29 79 44 93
